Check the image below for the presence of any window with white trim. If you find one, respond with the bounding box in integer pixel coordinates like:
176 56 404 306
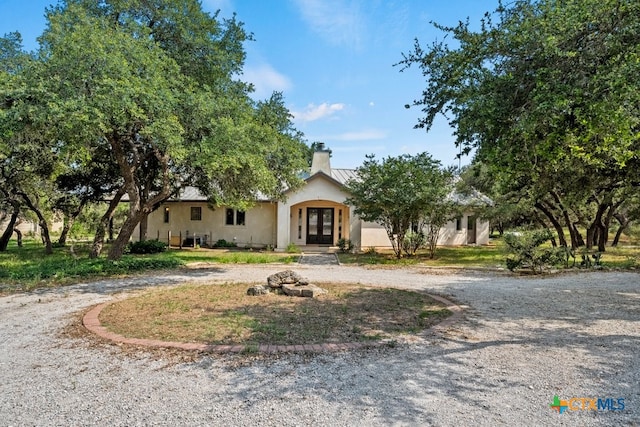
225 208 245 226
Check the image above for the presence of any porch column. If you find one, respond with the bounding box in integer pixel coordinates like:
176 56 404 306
276 200 290 251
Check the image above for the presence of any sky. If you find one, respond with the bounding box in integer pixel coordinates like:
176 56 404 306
0 0 502 169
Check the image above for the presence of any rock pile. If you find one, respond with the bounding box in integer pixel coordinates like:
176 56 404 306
247 270 327 298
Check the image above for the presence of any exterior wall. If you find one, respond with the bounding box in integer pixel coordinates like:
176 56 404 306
0 215 63 237
357 212 490 250
144 201 277 248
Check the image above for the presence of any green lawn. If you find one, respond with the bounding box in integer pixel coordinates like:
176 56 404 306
1 237 638 294
0 240 297 294
337 242 506 268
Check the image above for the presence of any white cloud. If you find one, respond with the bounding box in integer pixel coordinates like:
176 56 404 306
242 64 293 98
292 0 365 49
292 103 345 122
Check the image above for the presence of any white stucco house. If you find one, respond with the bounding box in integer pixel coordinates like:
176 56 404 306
139 147 490 251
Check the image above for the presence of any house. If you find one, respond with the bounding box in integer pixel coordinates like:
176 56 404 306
140 146 490 250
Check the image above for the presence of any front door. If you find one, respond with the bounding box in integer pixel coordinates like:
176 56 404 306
307 208 334 245
467 216 477 244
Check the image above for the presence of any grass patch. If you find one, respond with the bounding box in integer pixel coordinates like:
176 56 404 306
338 242 505 267
0 241 184 293
167 249 298 265
99 283 452 345
0 241 297 294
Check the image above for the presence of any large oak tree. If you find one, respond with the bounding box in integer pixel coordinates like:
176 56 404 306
2 0 307 259
399 0 640 251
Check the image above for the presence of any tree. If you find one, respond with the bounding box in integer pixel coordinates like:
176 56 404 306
1 33 60 253
7 0 308 260
399 0 640 251
345 152 453 258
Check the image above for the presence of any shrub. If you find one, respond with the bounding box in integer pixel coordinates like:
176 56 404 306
503 229 562 273
337 238 354 253
401 231 425 256
286 242 301 253
126 239 167 254
213 239 237 248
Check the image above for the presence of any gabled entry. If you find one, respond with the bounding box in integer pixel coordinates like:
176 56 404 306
307 208 334 244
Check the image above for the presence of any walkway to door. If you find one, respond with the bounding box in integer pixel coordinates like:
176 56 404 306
298 252 340 266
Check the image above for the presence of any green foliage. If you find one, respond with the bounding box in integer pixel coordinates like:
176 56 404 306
401 231 425 256
1 1 308 260
400 0 640 253
213 239 237 248
126 240 167 254
0 242 184 292
345 152 453 258
286 242 301 253
503 230 563 273
337 238 354 253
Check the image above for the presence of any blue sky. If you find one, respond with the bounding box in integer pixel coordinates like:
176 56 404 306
0 0 501 169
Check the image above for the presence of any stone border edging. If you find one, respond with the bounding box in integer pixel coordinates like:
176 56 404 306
83 293 463 354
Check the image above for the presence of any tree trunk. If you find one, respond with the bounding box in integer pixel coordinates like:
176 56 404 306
550 191 579 248
108 212 144 260
90 188 125 259
572 223 585 247
18 192 52 254
14 228 22 247
586 203 608 252
0 204 19 251
139 213 148 242
58 198 88 246
611 213 629 247
534 201 568 247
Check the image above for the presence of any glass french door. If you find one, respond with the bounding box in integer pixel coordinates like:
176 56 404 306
306 208 334 244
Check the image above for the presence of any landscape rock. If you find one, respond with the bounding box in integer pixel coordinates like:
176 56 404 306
257 270 327 298
267 270 305 288
246 285 269 296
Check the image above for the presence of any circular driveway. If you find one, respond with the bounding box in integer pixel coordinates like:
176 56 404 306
1 265 638 426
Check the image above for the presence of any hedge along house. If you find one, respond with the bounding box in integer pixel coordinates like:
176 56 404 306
139 145 490 250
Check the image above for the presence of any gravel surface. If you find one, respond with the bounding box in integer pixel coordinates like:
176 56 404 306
1 265 638 426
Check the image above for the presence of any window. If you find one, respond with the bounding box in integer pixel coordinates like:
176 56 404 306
190 207 202 221
298 209 302 239
163 207 170 223
225 208 245 226
236 210 245 226
455 217 462 231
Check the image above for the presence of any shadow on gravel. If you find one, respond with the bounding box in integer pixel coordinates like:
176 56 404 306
186 272 639 424
18 267 229 297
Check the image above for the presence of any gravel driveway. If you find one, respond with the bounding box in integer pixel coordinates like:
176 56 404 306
1 265 638 426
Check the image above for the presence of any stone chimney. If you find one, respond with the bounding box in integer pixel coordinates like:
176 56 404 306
310 143 331 175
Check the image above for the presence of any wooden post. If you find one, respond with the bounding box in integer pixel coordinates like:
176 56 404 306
179 231 182 249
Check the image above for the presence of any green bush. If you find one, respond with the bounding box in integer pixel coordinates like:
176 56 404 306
401 231 425 256
503 229 563 273
337 238 354 253
213 239 237 248
126 239 168 254
286 242 301 253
